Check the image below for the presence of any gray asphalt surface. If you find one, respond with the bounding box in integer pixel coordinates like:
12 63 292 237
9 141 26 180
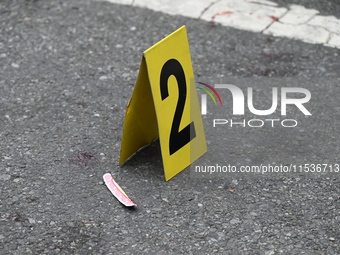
0 0 339 254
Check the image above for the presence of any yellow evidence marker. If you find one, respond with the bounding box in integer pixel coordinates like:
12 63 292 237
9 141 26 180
119 26 207 181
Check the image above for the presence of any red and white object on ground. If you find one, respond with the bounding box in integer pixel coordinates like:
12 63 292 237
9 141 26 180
103 173 137 207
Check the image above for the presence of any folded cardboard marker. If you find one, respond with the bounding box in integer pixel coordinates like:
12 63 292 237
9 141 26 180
119 26 207 181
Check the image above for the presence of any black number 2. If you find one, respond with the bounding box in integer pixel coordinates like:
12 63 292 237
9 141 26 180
160 59 196 155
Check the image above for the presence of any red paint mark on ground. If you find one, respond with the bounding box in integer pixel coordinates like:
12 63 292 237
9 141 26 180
69 152 98 168
12 213 26 222
269 15 279 21
210 11 234 23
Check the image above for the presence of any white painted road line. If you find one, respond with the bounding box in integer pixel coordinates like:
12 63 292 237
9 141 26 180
133 0 216 18
99 0 340 49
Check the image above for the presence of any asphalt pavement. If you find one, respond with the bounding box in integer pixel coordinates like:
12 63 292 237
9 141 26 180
0 0 339 254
